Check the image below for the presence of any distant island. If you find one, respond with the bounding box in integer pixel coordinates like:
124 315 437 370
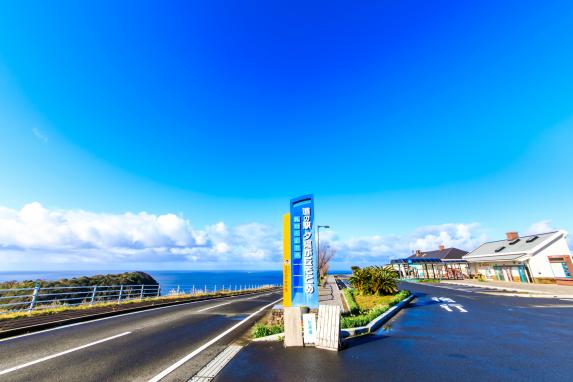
0 271 158 290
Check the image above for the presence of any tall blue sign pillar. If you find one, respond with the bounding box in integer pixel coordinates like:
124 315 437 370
289 194 319 308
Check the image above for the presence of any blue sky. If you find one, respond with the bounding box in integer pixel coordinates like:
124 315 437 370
1 1 572 270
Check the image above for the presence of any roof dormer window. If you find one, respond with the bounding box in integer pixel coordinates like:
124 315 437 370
526 236 539 243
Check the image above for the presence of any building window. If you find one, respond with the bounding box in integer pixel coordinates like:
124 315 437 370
549 258 572 279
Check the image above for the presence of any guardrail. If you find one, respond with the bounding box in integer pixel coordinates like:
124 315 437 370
0 283 280 314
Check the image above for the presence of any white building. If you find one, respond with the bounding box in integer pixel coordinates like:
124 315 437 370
463 230 573 285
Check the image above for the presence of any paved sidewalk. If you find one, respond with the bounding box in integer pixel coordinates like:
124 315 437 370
441 279 573 297
318 275 346 312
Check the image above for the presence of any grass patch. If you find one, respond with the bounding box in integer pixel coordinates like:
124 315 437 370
252 323 283 338
418 279 440 283
354 294 398 311
342 288 359 315
341 290 411 329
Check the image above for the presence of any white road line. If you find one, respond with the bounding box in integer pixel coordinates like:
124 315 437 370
530 305 573 308
439 304 453 312
148 297 283 382
197 301 234 313
0 331 131 376
0 291 280 343
197 293 275 312
451 304 468 313
432 297 455 303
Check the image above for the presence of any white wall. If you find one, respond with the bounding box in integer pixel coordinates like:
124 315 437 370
529 236 571 278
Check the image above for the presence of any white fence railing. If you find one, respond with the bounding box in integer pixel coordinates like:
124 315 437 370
0 283 280 313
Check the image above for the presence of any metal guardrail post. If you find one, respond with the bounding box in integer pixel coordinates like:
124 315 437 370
156 285 161 298
29 284 40 312
118 285 124 303
90 285 98 305
139 285 144 300
176 285 180 295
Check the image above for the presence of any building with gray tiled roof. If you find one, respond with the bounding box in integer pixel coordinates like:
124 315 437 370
408 245 468 261
463 230 573 285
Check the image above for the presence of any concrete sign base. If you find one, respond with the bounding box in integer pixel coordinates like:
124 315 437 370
284 306 304 347
316 304 341 351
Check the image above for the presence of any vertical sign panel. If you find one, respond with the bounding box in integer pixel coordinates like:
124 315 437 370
290 194 318 308
282 213 292 307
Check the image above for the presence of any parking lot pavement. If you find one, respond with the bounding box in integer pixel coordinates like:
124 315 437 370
215 282 573 382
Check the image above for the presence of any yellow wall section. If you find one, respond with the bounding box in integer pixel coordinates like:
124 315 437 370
282 213 292 307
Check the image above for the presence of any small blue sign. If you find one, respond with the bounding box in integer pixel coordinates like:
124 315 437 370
290 194 318 308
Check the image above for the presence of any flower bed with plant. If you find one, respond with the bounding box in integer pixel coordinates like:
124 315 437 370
252 323 284 338
341 265 411 329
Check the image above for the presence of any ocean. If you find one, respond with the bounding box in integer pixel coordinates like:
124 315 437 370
0 269 349 294
0 270 283 294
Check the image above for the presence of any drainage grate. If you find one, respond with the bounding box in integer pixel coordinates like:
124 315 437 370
189 345 243 382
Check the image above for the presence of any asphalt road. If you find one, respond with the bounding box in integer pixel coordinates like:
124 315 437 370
0 290 282 382
216 282 573 381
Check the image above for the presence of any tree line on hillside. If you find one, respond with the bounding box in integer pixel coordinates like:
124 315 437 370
0 272 159 311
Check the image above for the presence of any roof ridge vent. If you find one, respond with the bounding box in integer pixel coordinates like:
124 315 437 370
509 238 520 245
495 246 506 252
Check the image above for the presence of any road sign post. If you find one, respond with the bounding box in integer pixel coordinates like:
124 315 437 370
283 194 319 309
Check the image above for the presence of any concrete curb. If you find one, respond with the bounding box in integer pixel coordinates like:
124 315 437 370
252 333 284 342
341 294 415 338
0 288 279 340
249 294 415 342
439 281 573 298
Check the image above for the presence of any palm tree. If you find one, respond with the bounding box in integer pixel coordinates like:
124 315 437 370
349 266 398 295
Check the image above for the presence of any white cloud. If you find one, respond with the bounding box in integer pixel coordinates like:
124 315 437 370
32 128 48 144
323 223 487 266
530 220 573 249
0 202 281 268
1 202 566 269
526 220 555 235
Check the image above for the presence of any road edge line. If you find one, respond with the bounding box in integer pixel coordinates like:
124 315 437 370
148 297 283 382
0 331 131 376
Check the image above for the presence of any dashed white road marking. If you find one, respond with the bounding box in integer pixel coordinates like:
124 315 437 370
197 302 235 313
148 297 283 382
440 304 453 312
450 304 468 313
432 297 455 303
439 302 468 313
197 293 276 312
0 331 131 376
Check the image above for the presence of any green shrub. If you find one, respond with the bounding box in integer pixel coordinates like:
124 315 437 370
252 323 283 338
349 266 398 295
418 278 439 283
343 288 360 315
341 290 410 329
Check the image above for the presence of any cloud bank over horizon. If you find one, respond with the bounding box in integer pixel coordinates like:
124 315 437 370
0 202 568 270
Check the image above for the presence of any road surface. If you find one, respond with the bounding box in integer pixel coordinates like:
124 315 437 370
216 281 573 381
0 290 282 382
